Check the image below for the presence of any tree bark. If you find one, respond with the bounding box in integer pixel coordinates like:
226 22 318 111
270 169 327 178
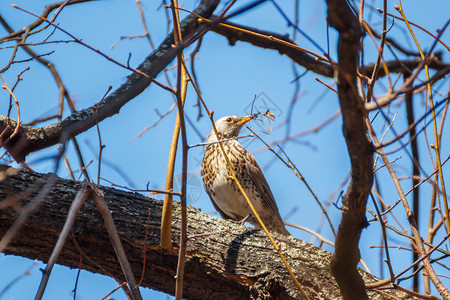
0 168 417 299
325 1 373 299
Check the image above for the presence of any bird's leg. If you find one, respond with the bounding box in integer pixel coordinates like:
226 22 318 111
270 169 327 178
238 214 251 225
225 214 250 226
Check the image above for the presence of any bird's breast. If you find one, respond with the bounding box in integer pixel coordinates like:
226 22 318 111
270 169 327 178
201 143 250 219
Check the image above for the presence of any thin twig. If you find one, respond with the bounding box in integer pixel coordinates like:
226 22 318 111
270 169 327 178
99 282 128 300
188 134 253 148
175 6 331 64
376 8 450 51
396 3 450 248
35 185 90 300
0 259 38 297
170 2 190 299
370 193 395 282
130 104 176 142
0 75 21 147
12 4 175 94
367 118 450 298
90 185 143 300
364 0 389 102
100 177 182 196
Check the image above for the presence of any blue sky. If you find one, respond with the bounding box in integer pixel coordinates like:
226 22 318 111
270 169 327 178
1 0 449 299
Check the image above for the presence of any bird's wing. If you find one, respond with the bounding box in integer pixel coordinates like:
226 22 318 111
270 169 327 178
243 150 285 222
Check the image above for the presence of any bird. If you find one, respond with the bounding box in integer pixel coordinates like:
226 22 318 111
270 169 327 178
201 115 290 235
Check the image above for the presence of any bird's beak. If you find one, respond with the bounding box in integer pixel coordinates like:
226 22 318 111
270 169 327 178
236 115 253 125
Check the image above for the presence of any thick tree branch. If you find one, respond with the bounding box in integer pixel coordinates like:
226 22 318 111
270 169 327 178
210 19 334 78
359 55 448 79
0 0 219 163
325 1 374 299
0 168 418 300
209 19 449 80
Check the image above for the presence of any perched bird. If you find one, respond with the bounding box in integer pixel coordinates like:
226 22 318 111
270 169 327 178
201 115 290 235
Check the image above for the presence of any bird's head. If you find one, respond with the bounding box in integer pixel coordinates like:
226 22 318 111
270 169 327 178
207 115 253 142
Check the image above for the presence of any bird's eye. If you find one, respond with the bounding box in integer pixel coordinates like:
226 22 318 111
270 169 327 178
226 117 232 122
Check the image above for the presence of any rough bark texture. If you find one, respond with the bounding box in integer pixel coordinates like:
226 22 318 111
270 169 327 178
325 0 374 299
0 168 417 299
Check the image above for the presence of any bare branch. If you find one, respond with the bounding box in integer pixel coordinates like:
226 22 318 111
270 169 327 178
325 0 373 299
210 19 334 78
0 0 94 43
35 185 90 300
209 18 449 80
0 0 219 163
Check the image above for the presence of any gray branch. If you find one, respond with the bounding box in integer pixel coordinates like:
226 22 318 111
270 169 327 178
0 168 418 299
0 0 219 163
